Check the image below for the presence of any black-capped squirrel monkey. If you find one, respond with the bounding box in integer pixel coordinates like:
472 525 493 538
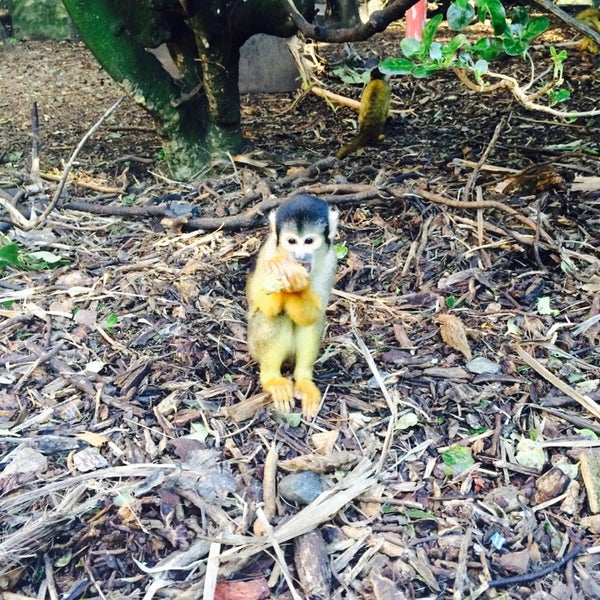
336 66 391 159
247 195 338 418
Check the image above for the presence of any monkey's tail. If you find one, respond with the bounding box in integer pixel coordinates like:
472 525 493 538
336 131 372 159
336 131 385 159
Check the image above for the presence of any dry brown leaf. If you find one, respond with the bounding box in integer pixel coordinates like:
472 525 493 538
436 314 472 360
279 451 359 473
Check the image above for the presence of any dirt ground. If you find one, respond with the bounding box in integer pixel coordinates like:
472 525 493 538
1 14 600 600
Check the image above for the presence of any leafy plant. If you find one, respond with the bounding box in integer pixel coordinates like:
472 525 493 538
104 313 119 333
378 0 588 117
381 0 550 78
0 237 69 270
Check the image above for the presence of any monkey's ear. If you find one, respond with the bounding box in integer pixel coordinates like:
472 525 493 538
328 207 339 242
268 208 278 234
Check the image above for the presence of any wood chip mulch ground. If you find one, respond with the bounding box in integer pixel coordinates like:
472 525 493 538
1 18 600 600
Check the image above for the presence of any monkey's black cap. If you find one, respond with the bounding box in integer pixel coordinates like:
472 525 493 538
275 194 332 242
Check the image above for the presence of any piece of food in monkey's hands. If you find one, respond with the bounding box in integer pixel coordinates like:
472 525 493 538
263 255 310 294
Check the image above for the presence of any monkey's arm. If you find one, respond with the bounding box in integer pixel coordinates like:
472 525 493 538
249 252 321 325
283 288 322 326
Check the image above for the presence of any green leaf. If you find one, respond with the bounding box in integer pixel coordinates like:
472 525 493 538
334 242 349 260
27 250 65 265
0 240 20 268
421 13 444 49
441 445 474 476
412 64 442 78
105 313 119 333
429 41 443 61
401 36 422 58
446 33 469 54
547 88 571 106
470 36 503 60
473 59 489 77
189 422 210 443
509 5 529 26
380 56 415 75
524 16 549 40
479 0 507 35
332 65 369 85
502 35 528 56
537 296 558 317
447 1 475 31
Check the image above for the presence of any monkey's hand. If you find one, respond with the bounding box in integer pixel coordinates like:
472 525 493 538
283 288 322 326
263 254 310 294
295 378 321 419
264 376 295 413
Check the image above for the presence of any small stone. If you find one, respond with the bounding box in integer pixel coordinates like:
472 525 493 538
279 471 322 505
466 356 501 374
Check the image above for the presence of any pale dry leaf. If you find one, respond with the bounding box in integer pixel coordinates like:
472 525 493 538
76 431 109 447
436 314 472 360
310 430 339 455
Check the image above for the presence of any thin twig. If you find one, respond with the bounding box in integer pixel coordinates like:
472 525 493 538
515 344 600 419
350 307 397 475
21 95 126 231
463 116 506 202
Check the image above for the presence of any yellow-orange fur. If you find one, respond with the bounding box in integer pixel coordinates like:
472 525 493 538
576 8 600 54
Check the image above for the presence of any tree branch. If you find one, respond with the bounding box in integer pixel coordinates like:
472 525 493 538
280 0 417 42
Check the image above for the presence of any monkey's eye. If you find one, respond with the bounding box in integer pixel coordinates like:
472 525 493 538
305 237 314 245
287 238 297 245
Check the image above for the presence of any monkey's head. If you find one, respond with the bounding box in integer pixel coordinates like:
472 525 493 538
270 195 338 272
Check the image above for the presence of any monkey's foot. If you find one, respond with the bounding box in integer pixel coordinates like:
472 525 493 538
264 376 295 413
295 378 321 419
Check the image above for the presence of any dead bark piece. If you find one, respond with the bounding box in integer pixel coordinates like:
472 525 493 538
214 578 270 600
364 555 407 600
220 393 271 422
294 530 332 600
580 450 600 513
495 548 531 576
533 466 571 505
406 547 440 592
503 164 568 196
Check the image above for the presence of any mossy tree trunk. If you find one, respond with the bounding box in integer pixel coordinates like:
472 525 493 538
62 0 315 180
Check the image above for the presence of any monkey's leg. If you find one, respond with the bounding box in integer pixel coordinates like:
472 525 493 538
293 323 323 418
249 312 296 412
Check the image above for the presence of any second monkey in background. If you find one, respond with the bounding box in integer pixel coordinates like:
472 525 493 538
336 66 391 159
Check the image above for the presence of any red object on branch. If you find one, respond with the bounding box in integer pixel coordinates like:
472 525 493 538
406 0 427 40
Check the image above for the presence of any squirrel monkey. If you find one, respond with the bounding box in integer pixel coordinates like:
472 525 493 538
246 195 338 418
336 66 391 159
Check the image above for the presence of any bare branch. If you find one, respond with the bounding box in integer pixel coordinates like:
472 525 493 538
280 0 416 42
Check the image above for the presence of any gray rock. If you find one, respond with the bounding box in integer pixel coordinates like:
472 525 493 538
279 471 323 505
